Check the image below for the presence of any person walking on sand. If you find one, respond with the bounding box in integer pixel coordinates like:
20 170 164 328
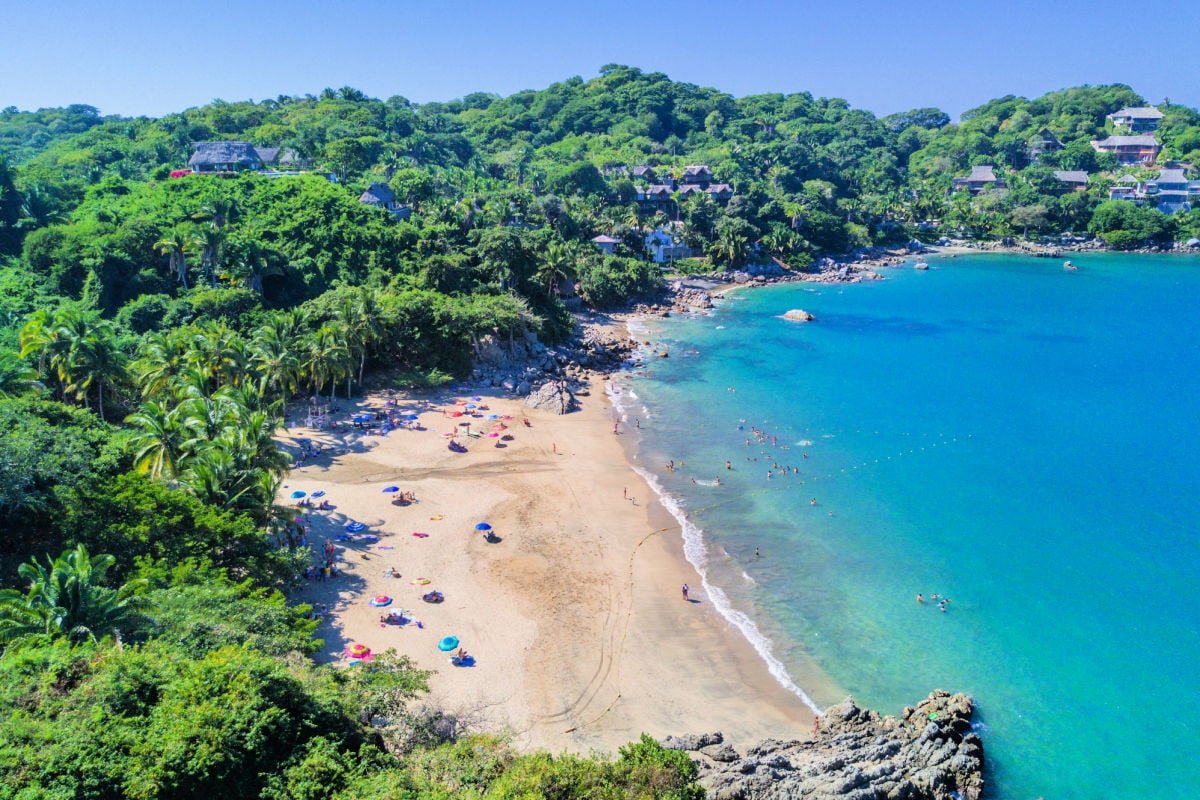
682 583 689 601
623 487 627 499
613 422 619 435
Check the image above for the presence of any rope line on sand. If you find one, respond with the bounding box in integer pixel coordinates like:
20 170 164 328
563 524 672 734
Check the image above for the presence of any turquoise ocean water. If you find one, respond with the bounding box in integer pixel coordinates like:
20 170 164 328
619 254 1200 799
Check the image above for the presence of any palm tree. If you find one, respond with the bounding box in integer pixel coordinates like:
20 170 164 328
193 224 225 289
0 545 145 644
537 240 573 298
126 400 184 478
334 289 382 395
251 313 303 410
0 351 37 398
303 323 351 403
154 227 192 291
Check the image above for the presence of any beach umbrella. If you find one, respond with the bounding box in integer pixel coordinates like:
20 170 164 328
405 414 419 421
346 521 367 533
368 595 392 607
290 490 306 499
472 396 482 401
382 486 400 493
348 643 371 657
474 522 492 532
487 432 499 438
437 636 460 652
487 414 499 420
311 490 326 498
411 577 431 585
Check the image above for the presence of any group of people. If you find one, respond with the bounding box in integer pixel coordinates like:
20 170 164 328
916 593 953 612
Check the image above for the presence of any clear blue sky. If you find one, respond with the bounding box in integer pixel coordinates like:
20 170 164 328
3 0 1198 120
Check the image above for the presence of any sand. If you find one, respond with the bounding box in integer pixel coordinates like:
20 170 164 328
280 382 815 753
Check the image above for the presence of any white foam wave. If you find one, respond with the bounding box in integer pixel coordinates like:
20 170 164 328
631 464 823 715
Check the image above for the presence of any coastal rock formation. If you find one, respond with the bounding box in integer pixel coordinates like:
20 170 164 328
675 691 984 800
783 309 816 322
524 381 577 414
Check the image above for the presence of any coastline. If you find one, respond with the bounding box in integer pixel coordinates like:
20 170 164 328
280 376 816 755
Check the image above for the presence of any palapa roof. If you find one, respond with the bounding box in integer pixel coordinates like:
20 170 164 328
255 147 280 164
359 182 396 206
631 165 656 176
591 234 621 244
707 182 734 193
188 140 261 167
962 165 998 182
1109 107 1164 120
683 164 712 177
1155 168 1188 184
1092 134 1159 147
643 184 674 196
677 184 705 195
1116 174 1140 184
1053 170 1089 184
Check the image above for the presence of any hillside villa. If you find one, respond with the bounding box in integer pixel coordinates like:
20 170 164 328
1053 170 1089 191
1106 107 1164 132
590 234 620 255
1090 134 1161 165
1106 167 1199 212
645 228 692 263
952 165 1003 193
183 141 312 177
358 183 412 219
1027 129 1063 162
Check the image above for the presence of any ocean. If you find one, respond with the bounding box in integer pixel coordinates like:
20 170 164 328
617 253 1200 799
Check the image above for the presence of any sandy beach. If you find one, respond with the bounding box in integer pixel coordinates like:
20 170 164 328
279 377 815 754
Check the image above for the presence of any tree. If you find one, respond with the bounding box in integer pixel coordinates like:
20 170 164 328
194 224 225 289
303 323 351 402
0 544 145 644
334 288 382 394
155 227 193 290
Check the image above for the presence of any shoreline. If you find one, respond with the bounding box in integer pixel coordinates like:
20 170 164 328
279 378 815 755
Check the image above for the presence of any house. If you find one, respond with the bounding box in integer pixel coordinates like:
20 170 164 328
590 234 620 255
1143 168 1193 213
254 146 303 169
358 183 412 219
1108 173 1140 200
644 229 692 264
681 165 713 188
1090 134 1161 165
188 141 263 173
706 183 734 203
1107 107 1164 133
1052 170 1089 191
1028 129 1063 162
677 184 706 199
637 184 676 211
952 165 1003 193
631 165 658 182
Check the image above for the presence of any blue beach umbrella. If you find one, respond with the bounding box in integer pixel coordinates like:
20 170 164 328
311 490 326 498
474 522 492 532
382 486 400 493
353 414 372 423
405 414 419 421
290 490 306 499
346 521 367 533
486 414 499 420
437 636 460 652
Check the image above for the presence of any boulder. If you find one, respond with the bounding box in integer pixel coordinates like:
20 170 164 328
524 382 577 415
783 309 816 322
662 731 724 751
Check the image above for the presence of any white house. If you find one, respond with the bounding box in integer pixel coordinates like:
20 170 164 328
644 229 691 264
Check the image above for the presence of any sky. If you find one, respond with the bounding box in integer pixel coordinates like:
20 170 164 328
3 0 1199 120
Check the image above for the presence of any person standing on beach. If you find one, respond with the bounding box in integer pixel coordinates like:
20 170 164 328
682 583 689 601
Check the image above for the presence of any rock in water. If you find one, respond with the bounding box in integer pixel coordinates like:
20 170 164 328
684 690 985 800
524 382 577 414
783 309 816 322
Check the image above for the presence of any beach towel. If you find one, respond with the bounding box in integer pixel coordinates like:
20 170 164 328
412 532 429 538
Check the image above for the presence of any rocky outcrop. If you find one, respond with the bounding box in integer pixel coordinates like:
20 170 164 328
524 382 577 414
673 691 984 800
783 309 816 322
